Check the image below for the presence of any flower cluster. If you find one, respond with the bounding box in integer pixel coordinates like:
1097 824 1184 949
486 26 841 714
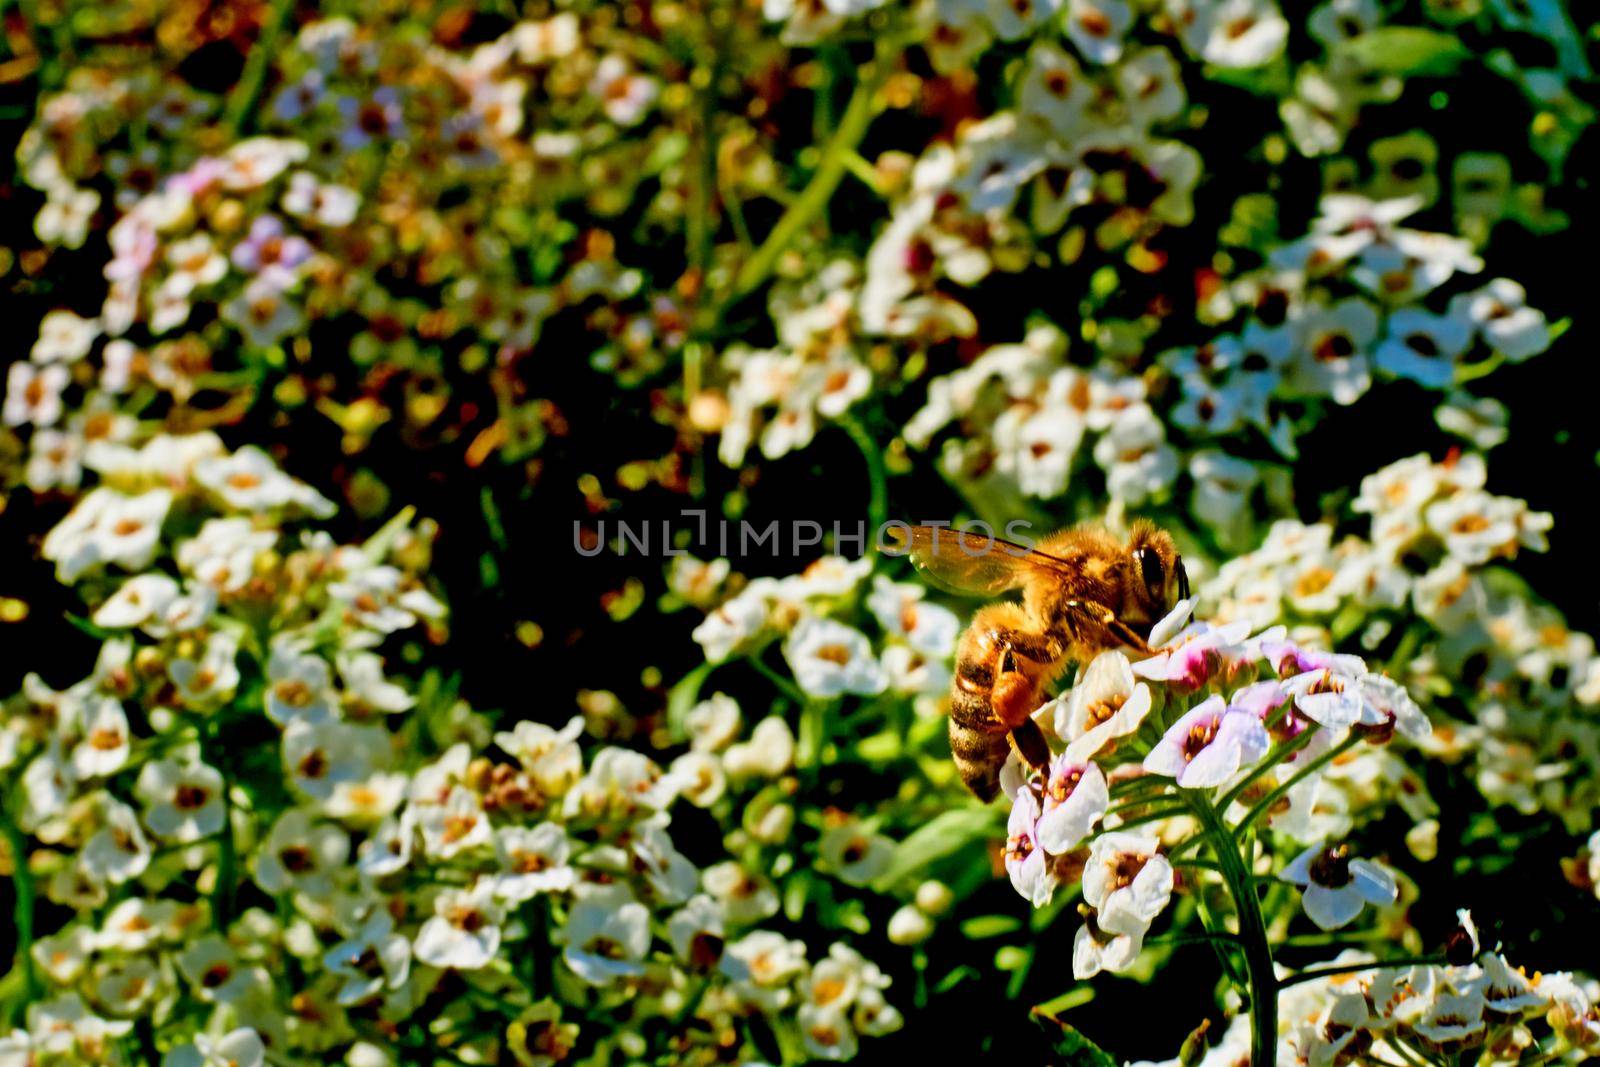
0 435 904 1065
999 600 1428 944
1273 926 1600 1067
1205 450 1598 833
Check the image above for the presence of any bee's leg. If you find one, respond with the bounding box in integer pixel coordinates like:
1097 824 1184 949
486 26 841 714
1009 717 1051 772
995 629 1057 664
1063 601 1151 655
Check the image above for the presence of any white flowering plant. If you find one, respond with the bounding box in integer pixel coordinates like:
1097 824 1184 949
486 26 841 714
3 0 1600 1064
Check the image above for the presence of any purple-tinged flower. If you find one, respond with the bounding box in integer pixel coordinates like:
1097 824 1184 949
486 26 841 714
335 87 405 149
231 215 313 282
1354 674 1432 742
1035 757 1109 854
1231 679 1324 762
1279 841 1397 930
1004 789 1052 907
1135 617 1253 691
1144 694 1270 788
272 70 327 123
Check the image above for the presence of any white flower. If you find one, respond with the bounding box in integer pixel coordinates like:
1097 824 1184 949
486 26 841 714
1414 991 1485 1044
588 54 657 125
4 361 70 426
820 823 894 886
24 428 84 491
684 693 742 752
194 446 334 517
799 1002 859 1061
92 573 181 629
253 808 350 899
1374 308 1473 388
1064 0 1132 64
282 719 379 801
493 715 584 795
221 275 305 347
1083 832 1175 939
1279 842 1397 929
81 800 150 885
414 880 505 970
1449 278 1549 361
323 913 411 1005
1289 299 1377 405
417 786 492 859
176 937 255 1002
135 759 226 842
163 1028 266 1067
866 577 961 656
71 695 130 778
176 518 278 592
722 930 807 1008
562 885 650 984
785 616 887 697
563 746 680 819
1468 954 1548 1014
329 565 444 634
1173 0 1288 68
337 651 415 715
493 823 575 901
723 716 796 779
41 488 173 581
671 750 728 807
356 808 416 880
1057 651 1153 762
168 630 242 709
693 582 773 662
31 310 100 363
667 894 728 968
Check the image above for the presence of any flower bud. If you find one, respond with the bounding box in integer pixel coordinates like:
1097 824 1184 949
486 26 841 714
914 880 954 917
749 802 794 844
1406 819 1439 862
887 904 933 946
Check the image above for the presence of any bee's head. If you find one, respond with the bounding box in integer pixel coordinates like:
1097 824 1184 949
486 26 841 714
1126 520 1188 621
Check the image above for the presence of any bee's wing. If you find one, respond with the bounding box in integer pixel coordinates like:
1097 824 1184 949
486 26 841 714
883 525 1074 597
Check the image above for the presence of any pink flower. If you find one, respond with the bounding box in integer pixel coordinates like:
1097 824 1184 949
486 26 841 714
1144 694 1270 788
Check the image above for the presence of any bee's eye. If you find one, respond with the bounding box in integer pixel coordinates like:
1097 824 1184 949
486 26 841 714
1137 547 1164 595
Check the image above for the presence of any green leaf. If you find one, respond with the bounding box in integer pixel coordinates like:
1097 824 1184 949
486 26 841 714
361 505 417 564
665 661 715 741
1032 986 1095 1018
1338 28 1469 76
870 808 999 893
958 914 1021 940
1032 1017 1118 1067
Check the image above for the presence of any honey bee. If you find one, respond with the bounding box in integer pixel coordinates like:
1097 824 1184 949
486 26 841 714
888 521 1189 801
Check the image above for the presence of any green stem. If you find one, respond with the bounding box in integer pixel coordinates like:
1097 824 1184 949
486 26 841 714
747 655 810 708
1276 955 1446 989
224 0 296 136
1103 806 1189 832
720 40 892 309
1216 728 1316 813
838 414 888 535
1147 930 1241 947
1234 732 1362 841
207 727 238 930
797 699 831 769
0 802 39 1008
1189 794 1277 1067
